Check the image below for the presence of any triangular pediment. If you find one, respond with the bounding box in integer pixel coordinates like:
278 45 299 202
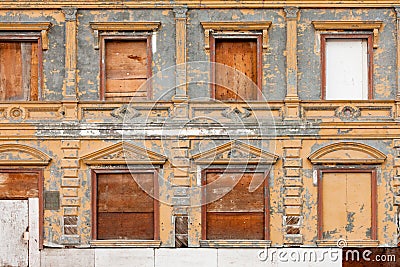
81 142 167 165
0 144 51 166
308 142 386 164
192 140 279 165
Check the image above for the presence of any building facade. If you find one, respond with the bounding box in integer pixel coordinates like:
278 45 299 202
0 0 399 266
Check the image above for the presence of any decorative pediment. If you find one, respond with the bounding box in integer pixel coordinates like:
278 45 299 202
308 142 386 165
192 140 279 165
0 144 51 166
81 142 167 165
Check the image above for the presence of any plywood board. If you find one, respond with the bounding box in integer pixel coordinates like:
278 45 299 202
0 172 39 199
215 39 257 101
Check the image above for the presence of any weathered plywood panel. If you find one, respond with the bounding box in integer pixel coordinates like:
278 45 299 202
206 212 264 240
206 172 264 212
0 42 38 101
105 40 148 101
322 172 372 240
346 172 372 240
0 172 39 199
322 172 347 240
97 173 154 239
0 200 28 267
97 173 153 212
215 39 258 101
97 212 154 240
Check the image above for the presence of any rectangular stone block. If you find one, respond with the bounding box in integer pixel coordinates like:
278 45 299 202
62 188 78 197
172 140 190 149
174 168 188 177
283 140 302 148
171 157 190 167
155 248 217 267
95 248 154 267
395 158 400 167
64 169 78 178
174 187 188 197
283 234 303 245
218 249 267 267
61 197 80 207
285 206 302 216
394 139 400 148
41 248 93 267
283 158 302 168
64 207 78 216
394 196 400 206
284 148 300 158
283 178 303 187
63 148 78 159
171 148 188 158
172 178 190 187
61 140 81 149
61 178 80 187
285 168 300 177
393 176 400 186
284 197 302 206
285 187 302 197
172 197 190 206
61 159 79 168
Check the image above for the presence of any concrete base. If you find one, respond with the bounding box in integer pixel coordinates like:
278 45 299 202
39 248 342 267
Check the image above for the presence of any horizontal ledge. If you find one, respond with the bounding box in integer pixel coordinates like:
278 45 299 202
90 240 161 248
201 21 271 31
0 22 51 31
312 21 382 31
200 240 271 248
83 160 166 165
316 240 379 247
90 22 161 32
0 160 51 166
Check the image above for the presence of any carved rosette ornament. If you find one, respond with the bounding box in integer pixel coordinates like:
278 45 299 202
335 105 361 120
6 106 26 120
111 104 141 120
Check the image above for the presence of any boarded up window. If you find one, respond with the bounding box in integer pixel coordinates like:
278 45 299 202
0 42 39 101
96 172 155 240
322 36 372 100
204 171 266 240
214 39 259 101
321 172 374 240
0 172 39 199
104 39 149 101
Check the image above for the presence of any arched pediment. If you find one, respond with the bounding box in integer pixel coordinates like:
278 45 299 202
308 142 386 164
0 144 51 166
192 140 279 165
81 142 167 165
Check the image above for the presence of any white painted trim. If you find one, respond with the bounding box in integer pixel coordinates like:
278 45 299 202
29 198 40 267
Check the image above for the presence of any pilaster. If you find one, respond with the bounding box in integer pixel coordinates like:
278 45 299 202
60 140 81 245
284 7 300 120
282 139 303 245
62 7 78 101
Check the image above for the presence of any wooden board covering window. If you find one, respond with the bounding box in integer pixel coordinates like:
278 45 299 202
0 172 39 199
96 172 155 240
214 39 258 101
321 172 372 240
204 172 266 240
0 42 39 101
104 40 149 101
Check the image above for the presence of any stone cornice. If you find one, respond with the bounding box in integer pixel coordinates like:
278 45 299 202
0 1 399 9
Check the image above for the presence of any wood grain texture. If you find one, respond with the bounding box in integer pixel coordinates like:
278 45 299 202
0 42 38 101
105 40 148 101
215 39 258 101
204 171 266 240
96 172 155 239
0 172 39 199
